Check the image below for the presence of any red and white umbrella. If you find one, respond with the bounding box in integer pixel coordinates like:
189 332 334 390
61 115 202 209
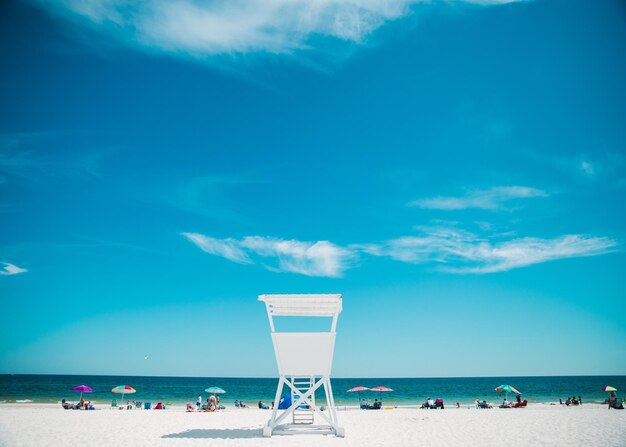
112 385 136 403
347 386 370 405
369 385 393 403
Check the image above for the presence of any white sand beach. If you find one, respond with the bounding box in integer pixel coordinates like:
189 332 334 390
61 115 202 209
1 404 624 447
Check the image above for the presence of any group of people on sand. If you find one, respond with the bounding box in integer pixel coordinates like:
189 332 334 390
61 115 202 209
187 394 224 411
61 398 94 410
560 396 582 406
420 397 445 409
500 393 527 408
360 398 383 410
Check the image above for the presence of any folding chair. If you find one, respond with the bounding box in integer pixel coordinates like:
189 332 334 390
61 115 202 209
259 294 345 437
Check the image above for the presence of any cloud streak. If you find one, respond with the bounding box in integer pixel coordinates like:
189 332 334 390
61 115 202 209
0 262 28 276
364 228 617 273
409 186 547 211
42 0 525 57
182 233 353 277
182 232 252 264
184 227 616 276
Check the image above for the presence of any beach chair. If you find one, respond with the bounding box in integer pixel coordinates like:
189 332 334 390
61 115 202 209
259 294 345 438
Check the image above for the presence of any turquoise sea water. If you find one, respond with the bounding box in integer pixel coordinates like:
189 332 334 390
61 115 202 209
0 375 623 406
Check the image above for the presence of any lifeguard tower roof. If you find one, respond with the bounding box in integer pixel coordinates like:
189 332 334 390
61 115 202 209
258 294 342 317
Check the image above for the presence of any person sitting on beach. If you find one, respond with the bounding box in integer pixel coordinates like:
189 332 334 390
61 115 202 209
426 398 434 409
126 400 132 410
361 399 369 409
186 402 194 411
565 397 571 406
608 392 617 409
435 398 444 409
516 394 522 406
500 397 510 408
372 399 382 410
61 399 77 410
572 397 579 406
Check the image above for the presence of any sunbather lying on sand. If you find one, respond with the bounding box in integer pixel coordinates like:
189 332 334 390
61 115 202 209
61 399 78 410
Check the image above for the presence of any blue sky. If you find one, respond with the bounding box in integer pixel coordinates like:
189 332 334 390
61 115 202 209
1 0 625 378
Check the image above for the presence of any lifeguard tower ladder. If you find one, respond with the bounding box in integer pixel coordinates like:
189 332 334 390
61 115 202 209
259 294 345 437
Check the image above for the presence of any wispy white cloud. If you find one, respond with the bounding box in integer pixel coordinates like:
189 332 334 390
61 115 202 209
240 236 353 277
409 186 547 211
183 233 354 277
580 160 594 176
364 228 617 273
184 226 616 276
0 262 28 276
532 152 625 183
182 232 252 264
42 0 525 57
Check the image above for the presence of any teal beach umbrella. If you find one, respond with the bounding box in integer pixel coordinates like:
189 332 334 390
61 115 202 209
495 384 521 400
205 387 226 394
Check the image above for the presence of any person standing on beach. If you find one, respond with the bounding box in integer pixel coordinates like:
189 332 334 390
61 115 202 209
579 396 582 405
197 394 202 410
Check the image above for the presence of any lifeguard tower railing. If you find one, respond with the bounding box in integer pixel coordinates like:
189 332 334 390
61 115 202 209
259 294 344 437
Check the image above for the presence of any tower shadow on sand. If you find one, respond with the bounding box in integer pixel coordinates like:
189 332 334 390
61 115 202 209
162 428 262 439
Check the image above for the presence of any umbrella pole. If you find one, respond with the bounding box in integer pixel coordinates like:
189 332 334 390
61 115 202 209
79 392 83 401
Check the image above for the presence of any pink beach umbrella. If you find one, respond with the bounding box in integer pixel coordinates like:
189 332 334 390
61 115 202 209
71 385 93 401
369 385 393 404
347 386 370 405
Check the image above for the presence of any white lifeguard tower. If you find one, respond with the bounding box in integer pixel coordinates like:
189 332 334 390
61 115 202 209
259 294 345 437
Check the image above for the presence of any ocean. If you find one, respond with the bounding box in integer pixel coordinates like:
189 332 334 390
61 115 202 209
0 375 623 407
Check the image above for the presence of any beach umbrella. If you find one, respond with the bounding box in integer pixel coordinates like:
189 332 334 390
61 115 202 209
71 385 93 401
603 386 617 392
347 386 370 405
112 385 136 403
370 385 393 404
205 387 226 395
495 385 521 400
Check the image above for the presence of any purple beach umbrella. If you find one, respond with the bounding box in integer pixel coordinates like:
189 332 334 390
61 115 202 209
72 385 93 401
